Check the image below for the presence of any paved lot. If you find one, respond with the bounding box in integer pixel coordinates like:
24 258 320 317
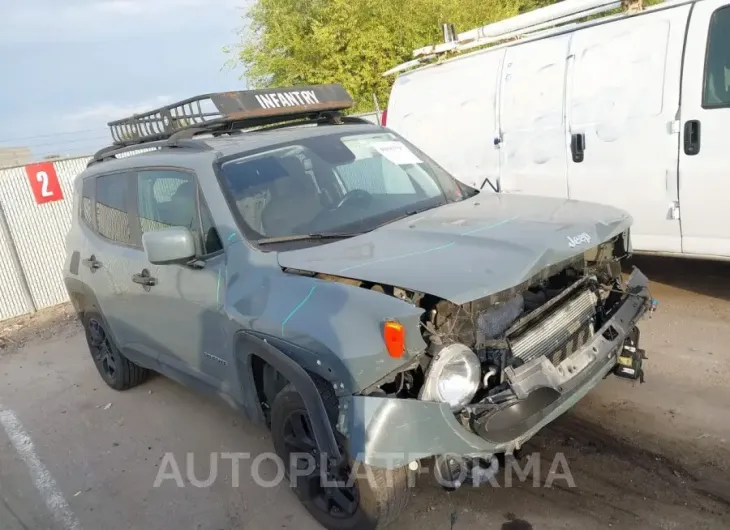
1 256 729 530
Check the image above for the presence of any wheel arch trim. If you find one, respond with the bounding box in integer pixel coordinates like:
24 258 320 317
234 330 343 464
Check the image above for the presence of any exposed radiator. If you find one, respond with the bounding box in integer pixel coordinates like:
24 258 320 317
509 289 598 365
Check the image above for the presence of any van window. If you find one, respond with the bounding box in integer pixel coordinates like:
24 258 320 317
704 6 730 108
95 173 133 245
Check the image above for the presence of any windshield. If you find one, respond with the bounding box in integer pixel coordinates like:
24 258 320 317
219 129 472 246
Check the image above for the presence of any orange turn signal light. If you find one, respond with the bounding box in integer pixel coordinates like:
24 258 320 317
383 321 405 358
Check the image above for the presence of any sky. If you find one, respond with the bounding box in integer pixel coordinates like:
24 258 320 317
0 0 251 159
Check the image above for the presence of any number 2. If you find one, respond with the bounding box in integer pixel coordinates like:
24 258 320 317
36 171 53 197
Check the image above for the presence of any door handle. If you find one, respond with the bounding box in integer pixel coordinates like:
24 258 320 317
684 120 701 156
132 269 157 287
570 133 586 163
81 255 102 271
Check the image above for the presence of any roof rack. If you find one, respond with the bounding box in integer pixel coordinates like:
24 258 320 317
383 0 646 76
105 83 354 147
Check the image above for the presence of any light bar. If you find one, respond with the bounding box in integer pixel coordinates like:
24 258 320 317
107 83 354 146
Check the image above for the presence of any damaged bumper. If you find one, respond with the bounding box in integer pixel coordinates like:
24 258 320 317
338 268 650 469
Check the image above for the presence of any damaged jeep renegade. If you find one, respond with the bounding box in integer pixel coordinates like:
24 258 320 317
63 84 652 530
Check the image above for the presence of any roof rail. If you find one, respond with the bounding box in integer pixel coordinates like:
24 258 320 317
105 84 354 147
383 0 645 76
88 138 213 167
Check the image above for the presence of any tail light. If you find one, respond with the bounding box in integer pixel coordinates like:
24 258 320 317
380 108 388 126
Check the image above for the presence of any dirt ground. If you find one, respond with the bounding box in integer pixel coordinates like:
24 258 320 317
1 255 729 530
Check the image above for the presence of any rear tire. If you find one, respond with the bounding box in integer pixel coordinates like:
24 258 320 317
271 382 410 530
82 313 149 391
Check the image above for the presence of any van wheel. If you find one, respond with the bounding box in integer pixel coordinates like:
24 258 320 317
271 383 410 530
83 313 149 391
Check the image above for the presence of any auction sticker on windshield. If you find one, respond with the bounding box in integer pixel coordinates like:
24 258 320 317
372 141 422 165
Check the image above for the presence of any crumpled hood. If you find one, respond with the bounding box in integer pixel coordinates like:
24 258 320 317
277 193 632 304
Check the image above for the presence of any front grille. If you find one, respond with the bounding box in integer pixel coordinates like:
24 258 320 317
509 289 597 365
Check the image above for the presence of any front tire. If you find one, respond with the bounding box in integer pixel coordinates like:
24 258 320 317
82 313 149 391
270 383 410 530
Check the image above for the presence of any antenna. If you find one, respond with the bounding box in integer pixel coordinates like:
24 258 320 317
383 0 640 76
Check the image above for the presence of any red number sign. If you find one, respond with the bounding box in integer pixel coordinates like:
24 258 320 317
25 162 63 204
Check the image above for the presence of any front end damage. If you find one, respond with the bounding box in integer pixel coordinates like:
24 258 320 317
337 234 653 472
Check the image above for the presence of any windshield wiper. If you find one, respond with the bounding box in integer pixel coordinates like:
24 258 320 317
256 232 359 245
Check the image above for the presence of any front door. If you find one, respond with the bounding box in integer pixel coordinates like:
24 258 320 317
129 169 227 388
679 0 730 257
499 34 572 198
565 6 690 253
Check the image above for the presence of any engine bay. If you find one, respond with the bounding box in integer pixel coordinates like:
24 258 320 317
366 233 636 407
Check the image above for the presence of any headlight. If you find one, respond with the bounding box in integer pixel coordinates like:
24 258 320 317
421 343 481 411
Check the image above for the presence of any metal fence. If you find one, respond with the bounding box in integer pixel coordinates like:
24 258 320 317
0 111 382 322
0 156 91 320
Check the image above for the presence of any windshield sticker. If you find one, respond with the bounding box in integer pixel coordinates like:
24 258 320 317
342 139 377 160
372 141 422 165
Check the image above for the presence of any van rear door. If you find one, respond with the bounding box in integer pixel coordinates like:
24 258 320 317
498 34 572 198
386 48 504 190
678 0 730 258
564 5 690 253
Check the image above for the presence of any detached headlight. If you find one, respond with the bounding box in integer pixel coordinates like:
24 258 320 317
421 343 481 411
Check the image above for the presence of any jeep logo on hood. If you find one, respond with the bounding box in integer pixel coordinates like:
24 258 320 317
567 232 592 248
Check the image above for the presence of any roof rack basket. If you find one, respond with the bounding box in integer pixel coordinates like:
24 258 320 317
106 83 354 147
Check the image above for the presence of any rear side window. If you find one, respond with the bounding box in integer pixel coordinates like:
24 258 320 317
704 6 730 108
80 177 95 228
95 174 133 245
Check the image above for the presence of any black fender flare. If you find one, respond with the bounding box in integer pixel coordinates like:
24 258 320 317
234 331 343 464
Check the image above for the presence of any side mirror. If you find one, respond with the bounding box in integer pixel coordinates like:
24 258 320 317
142 227 196 265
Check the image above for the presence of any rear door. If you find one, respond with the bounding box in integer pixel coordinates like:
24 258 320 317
498 34 572 198
81 171 159 364
679 0 730 257
387 48 504 190
565 6 690 253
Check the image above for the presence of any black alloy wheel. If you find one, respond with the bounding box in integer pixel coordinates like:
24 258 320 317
282 409 360 519
87 318 118 384
82 312 149 391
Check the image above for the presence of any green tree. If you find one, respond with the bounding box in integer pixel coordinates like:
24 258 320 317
232 0 556 112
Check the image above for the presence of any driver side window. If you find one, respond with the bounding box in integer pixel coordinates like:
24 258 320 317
136 169 222 256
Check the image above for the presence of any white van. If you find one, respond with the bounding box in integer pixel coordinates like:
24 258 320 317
385 0 730 259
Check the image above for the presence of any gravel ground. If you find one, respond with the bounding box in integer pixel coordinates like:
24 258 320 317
0 255 728 530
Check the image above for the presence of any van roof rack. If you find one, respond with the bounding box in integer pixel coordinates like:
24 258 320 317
106 83 354 147
383 0 647 76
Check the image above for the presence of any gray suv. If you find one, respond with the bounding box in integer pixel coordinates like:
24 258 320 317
64 84 651 530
